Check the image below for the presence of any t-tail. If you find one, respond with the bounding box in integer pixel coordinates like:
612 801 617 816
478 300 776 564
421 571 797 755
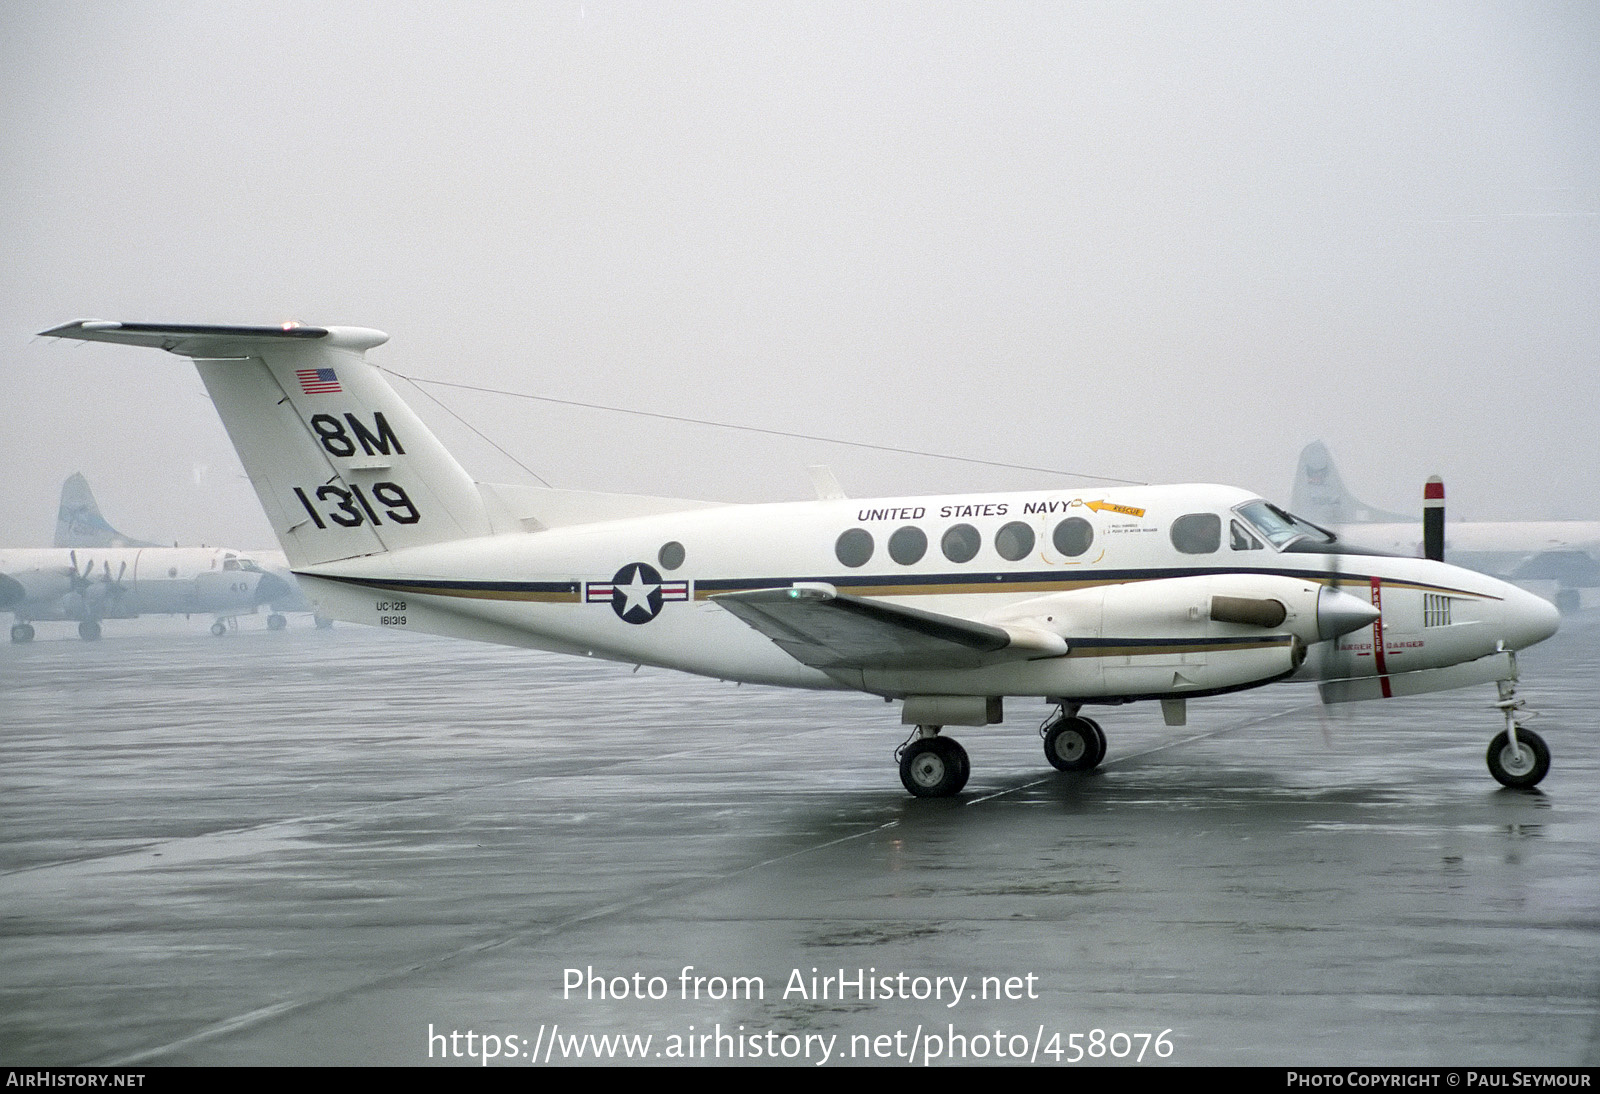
40 322 495 569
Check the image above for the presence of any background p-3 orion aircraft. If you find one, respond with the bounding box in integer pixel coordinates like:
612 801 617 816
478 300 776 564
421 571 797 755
4 472 294 640
43 321 1562 795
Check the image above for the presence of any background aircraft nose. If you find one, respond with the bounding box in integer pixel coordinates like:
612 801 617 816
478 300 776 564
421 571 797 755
254 572 296 608
1500 585 1560 650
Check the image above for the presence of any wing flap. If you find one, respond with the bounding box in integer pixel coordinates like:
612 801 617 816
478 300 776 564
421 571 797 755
712 585 1060 671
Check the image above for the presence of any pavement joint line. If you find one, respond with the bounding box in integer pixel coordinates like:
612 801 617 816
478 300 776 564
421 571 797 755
963 700 1320 805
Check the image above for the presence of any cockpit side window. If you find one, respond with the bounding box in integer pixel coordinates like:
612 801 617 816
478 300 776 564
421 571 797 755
1171 513 1221 554
1234 499 1335 550
1230 520 1263 551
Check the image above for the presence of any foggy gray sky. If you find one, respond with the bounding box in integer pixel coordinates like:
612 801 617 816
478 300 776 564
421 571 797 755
2 1 1596 549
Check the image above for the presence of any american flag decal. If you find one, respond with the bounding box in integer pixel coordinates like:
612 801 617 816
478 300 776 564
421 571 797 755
297 367 341 394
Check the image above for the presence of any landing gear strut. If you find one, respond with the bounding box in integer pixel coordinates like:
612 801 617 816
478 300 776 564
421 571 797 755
1041 705 1106 772
1487 674 1550 789
897 727 970 798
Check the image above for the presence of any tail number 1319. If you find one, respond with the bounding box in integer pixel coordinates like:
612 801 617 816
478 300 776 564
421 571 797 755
292 481 420 529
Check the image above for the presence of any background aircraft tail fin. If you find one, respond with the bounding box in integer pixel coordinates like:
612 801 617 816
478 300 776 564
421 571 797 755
1291 441 1415 525
40 322 495 568
54 472 163 549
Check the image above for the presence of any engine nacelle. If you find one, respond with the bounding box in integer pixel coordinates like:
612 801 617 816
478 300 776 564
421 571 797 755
965 572 1381 699
985 572 1376 650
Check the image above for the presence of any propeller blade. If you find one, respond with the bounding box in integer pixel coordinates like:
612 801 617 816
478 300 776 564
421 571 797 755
1423 476 1445 562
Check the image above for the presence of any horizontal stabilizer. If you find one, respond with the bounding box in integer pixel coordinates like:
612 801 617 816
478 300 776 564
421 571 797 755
38 320 362 355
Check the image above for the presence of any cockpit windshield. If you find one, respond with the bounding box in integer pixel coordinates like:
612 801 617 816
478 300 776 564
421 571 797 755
1234 500 1337 551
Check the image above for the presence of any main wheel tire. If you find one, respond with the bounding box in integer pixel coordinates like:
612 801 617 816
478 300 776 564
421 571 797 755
267 614 287 631
1080 716 1107 768
1487 727 1550 789
1044 716 1104 772
210 621 228 637
78 620 101 641
899 736 971 798
11 623 35 643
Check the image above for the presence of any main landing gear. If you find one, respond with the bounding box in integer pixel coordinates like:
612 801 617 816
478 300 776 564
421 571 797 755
897 728 971 798
897 704 1111 798
1486 676 1550 789
1041 706 1107 773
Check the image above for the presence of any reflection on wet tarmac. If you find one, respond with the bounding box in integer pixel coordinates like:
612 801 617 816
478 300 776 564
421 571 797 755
2 613 1597 1066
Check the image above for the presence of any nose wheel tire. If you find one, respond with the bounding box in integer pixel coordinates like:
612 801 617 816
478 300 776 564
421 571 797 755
1487 727 1550 789
899 736 970 798
1044 716 1106 772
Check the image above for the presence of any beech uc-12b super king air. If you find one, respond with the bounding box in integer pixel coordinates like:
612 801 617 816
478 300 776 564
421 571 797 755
41 320 1563 795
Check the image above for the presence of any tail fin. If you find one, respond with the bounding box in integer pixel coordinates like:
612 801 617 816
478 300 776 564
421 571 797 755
1290 441 1415 525
54 472 162 548
40 322 494 567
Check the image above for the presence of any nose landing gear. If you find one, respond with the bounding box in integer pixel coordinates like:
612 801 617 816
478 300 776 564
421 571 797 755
1486 673 1550 789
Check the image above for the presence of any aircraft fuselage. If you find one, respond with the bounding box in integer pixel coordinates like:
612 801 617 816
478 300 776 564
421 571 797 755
0 547 277 622
297 482 1556 702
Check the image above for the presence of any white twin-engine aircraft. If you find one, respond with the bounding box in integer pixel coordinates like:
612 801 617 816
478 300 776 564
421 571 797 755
42 321 1562 796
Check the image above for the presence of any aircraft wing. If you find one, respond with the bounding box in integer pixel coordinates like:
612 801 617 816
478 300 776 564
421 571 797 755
712 585 1063 671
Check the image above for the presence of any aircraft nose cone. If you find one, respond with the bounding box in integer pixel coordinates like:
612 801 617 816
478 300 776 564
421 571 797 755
0 574 23 611
1500 585 1561 651
255 572 295 607
1316 585 1382 641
